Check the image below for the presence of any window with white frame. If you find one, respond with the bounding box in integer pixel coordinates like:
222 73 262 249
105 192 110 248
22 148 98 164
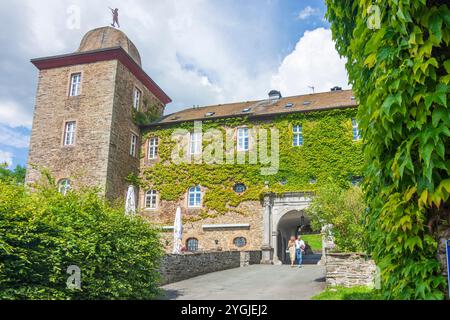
133 87 141 110
188 185 202 207
237 127 249 151
69 73 81 97
190 132 202 155
148 137 158 159
352 118 361 141
58 179 71 195
145 190 157 209
293 124 303 146
130 133 138 157
63 121 76 146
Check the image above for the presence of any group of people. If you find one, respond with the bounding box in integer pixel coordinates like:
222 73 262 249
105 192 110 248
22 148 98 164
287 235 305 268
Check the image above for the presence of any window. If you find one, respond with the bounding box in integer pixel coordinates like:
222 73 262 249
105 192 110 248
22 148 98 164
58 179 71 195
237 127 249 151
69 73 81 97
293 124 303 146
190 132 202 155
145 190 157 209
133 87 141 110
63 121 76 146
188 185 202 208
233 183 246 194
130 133 138 157
186 238 199 251
148 137 158 159
233 237 247 248
352 118 361 141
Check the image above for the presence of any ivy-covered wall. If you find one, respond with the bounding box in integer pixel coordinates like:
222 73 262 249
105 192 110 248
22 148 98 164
138 107 363 217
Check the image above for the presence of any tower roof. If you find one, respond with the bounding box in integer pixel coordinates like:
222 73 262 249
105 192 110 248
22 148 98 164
77 26 142 66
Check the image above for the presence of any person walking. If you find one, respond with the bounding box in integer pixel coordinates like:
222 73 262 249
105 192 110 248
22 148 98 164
295 235 306 268
288 236 296 267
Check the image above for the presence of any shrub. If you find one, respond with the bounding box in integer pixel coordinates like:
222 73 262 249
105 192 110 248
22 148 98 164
0 179 163 300
306 183 366 252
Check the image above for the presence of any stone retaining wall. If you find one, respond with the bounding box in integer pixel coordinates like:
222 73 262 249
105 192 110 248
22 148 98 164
325 252 377 287
160 250 262 285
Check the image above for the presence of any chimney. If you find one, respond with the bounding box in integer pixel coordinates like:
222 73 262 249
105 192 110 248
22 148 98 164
268 90 282 100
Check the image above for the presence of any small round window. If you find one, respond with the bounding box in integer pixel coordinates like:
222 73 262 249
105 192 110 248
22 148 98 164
233 183 246 194
233 237 247 248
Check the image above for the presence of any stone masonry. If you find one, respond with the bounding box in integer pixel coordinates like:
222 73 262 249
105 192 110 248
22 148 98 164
325 252 377 287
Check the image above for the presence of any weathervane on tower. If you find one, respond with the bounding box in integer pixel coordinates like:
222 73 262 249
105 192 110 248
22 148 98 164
109 7 120 28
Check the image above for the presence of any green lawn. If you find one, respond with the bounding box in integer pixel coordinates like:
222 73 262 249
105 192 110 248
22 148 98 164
301 233 322 252
312 286 382 300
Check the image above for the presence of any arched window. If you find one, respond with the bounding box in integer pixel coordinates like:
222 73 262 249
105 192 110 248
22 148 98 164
188 186 202 208
58 179 71 195
186 238 199 252
233 183 246 194
233 237 247 248
145 190 157 209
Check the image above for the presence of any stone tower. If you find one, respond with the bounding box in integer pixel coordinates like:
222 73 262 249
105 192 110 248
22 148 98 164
26 26 171 201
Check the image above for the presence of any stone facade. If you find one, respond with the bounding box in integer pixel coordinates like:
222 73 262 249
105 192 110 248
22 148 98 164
159 251 262 285
143 200 264 253
325 252 377 287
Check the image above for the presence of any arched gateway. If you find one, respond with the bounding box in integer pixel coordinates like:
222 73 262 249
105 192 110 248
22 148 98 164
261 192 312 264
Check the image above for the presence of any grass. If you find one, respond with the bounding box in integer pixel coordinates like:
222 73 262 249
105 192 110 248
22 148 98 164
312 286 382 300
301 233 322 252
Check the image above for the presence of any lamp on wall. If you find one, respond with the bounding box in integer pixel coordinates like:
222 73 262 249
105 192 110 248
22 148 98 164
215 240 219 245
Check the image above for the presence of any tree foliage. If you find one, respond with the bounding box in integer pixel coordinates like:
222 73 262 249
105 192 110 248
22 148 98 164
0 163 26 184
0 179 163 300
307 183 366 252
326 0 449 299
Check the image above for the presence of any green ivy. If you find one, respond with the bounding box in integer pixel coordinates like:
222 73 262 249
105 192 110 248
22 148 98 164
326 0 449 299
140 108 363 219
132 99 161 126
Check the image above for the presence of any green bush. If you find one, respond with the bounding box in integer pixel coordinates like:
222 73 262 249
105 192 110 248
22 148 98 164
312 286 382 300
0 163 26 184
0 179 163 300
306 183 366 252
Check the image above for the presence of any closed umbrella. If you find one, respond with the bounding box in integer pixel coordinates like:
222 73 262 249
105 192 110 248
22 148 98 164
173 206 183 254
125 185 136 216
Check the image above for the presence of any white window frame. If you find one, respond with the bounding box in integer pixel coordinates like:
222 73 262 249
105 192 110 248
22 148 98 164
188 185 202 208
190 132 202 155
63 121 76 146
293 124 303 146
69 73 81 97
58 179 71 195
148 137 158 159
133 87 141 110
352 118 361 141
237 127 249 152
130 133 138 157
145 190 157 209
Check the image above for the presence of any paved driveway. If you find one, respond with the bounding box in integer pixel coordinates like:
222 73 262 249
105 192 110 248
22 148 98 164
160 264 326 300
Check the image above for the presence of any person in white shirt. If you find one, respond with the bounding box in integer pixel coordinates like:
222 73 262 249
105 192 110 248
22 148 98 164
295 236 306 268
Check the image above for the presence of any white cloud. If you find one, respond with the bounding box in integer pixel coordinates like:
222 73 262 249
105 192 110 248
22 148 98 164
0 125 30 149
0 100 33 128
271 28 349 96
297 6 320 20
0 150 13 166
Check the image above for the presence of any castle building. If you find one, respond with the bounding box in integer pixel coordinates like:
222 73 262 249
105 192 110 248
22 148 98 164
27 27 363 264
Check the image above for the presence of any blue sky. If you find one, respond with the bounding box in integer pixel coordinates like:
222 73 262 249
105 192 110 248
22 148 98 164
0 0 349 169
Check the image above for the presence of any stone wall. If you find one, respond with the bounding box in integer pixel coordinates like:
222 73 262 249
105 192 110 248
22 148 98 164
325 252 377 287
142 200 264 253
159 250 261 285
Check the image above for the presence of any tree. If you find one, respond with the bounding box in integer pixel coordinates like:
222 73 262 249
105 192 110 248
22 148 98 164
325 0 449 299
0 163 26 183
0 178 163 300
307 183 366 252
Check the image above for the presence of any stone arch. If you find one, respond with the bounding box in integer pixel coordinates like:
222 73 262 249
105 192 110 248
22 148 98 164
260 192 312 264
